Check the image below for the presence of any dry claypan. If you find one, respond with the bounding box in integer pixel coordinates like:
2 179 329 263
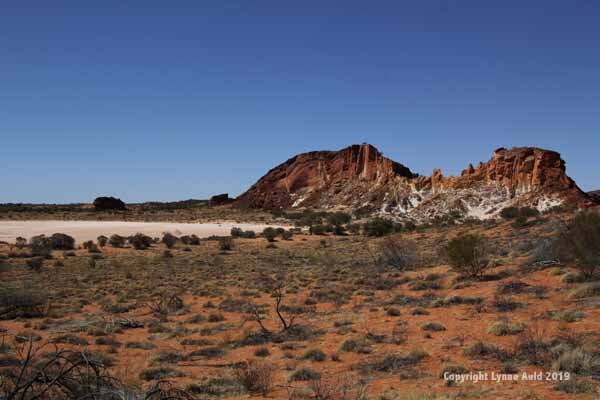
0 220 287 243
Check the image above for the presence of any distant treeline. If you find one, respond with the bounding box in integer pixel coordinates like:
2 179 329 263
0 203 85 213
132 199 209 211
0 199 210 214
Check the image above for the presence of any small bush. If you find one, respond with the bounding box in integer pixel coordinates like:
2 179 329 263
492 296 522 312
130 233 153 250
139 366 185 381
444 234 489 278
552 347 600 375
554 309 585 323
362 350 428 373
262 227 278 242
487 322 524 336
422 322 446 332
25 257 44 272
568 282 600 299
97 235 108 247
326 212 352 226
29 235 52 257
556 211 600 279
464 341 504 360
181 234 201 245
289 367 321 381
230 227 244 237
554 379 597 395
387 307 401 316
340 338 371 354
187 377 245 397
310 225 328 235
126 341 156 350
303 348 326 362
254 347 270 357
500 207 520 219
162 233 178 249
234 360 276 395
379 237 418 270
219 237 234 252
364 218 395 237
501 206 539 220
188 347 225 359
49 233 75 250
109 234 126 248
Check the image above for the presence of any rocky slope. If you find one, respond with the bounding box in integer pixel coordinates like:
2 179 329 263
237 144 594 220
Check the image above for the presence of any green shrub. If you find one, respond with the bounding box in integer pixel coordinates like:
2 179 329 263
554 379 597 395
139 366 185 381
230 227 244 237
97 235 108 247
422 322 446 331
130 233 153 250
364 218 395 237
512 215 528 228
254 347 270 357
361 350 428 373
29 235 52 257
487 322 524 336
464 341 504 360
26 257 44 272
553 309 584 323
444 234 489 278
556 211 600 279
303 348 326 362
340 338 371 354
310 225 328 235
552 347 600 375
0 288 48 319
109 234 126 248
262 227 278 242
289 367 321 381
219 237 234 252
49 233 75 250
162 233 178 249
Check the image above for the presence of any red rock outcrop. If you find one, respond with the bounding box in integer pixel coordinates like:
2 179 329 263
236 144 594 219
237 144 415 210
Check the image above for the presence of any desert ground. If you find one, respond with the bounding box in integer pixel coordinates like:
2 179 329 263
0 220 288 243
1 208 600 399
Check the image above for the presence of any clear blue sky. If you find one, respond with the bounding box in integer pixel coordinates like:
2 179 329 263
1 1 598 203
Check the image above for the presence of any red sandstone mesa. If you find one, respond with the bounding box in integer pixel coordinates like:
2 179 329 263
237 144 593 219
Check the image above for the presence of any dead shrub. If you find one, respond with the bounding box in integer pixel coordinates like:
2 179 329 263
234 359 275 396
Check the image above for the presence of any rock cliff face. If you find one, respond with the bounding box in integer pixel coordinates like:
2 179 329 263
236 144 594 220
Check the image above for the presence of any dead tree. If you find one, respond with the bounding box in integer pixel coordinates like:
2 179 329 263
0 338 118 399
242 273 296 335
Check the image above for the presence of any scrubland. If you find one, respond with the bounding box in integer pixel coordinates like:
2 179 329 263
1 209 599 399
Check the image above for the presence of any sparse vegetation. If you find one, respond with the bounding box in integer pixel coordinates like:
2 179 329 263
444 234 489 278
0 205 597 400
556 211 600 279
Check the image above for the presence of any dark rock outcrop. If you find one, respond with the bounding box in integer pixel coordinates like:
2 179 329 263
93 196 127 211
209 193 234 206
